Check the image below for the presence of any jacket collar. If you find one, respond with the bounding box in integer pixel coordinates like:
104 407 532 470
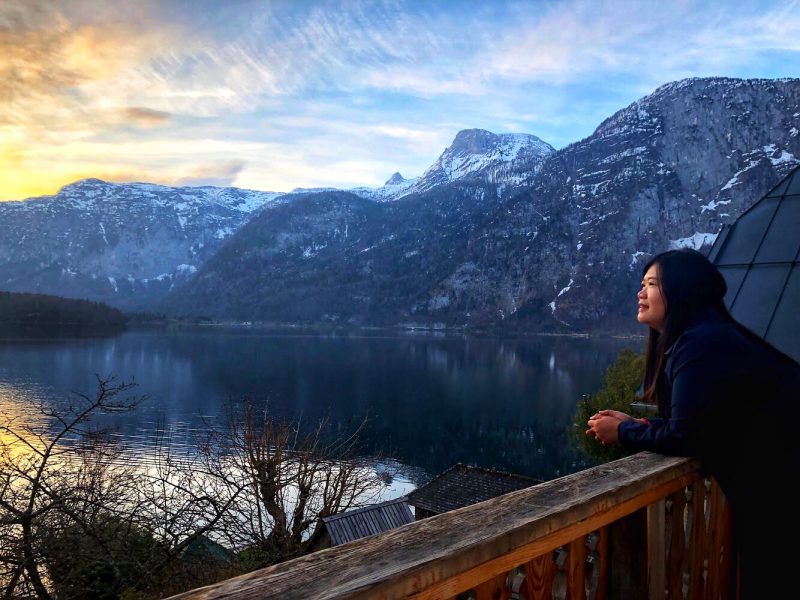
664 308 726 357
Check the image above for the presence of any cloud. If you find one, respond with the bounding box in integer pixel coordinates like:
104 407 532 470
363 68 485 97
3 0 800 202
481 1 800 86
118 107 171 127
0 1 187 145
176 160 247 187
0 12 163 101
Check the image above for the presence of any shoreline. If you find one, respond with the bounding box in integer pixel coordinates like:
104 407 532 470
126 318 646 341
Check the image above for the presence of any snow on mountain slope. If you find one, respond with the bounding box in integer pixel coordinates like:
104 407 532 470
0 179 283 310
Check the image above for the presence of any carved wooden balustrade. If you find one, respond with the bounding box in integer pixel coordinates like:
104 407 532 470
167 452 735 600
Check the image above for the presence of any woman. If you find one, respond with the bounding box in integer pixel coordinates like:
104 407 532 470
586 248 800 598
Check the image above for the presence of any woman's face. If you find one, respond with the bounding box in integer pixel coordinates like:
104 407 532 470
637 264 666 331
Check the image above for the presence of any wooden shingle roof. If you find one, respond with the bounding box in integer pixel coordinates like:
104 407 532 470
321 497 414 546
407 463 541 515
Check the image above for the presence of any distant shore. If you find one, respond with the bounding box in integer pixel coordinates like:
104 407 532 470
124 315 645 341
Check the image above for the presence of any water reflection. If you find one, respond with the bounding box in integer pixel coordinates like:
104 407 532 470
0 330 641 483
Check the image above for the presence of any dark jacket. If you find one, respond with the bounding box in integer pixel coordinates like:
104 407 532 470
617 309 800 597
618 309 800 507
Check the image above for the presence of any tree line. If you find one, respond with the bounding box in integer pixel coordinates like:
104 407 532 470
0 292 127 329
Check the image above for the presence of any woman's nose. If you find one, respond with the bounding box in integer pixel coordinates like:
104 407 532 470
637 288 645 299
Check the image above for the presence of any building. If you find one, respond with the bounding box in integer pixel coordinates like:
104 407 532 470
708 163 800 362
406 463 541 519
310 496 415 551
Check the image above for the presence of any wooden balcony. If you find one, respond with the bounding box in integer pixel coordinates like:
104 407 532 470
167 452 735 600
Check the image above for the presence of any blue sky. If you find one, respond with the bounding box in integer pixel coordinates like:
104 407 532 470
1 0 799 200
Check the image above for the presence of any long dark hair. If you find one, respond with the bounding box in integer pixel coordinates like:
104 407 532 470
639 248 787 414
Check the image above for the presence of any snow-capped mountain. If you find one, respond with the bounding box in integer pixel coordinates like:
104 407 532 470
346 172 420 202
0 179 283 310
162 77 800 330
408 129 555 196
429 77 800 329
3 77 799 331
341 130 554 202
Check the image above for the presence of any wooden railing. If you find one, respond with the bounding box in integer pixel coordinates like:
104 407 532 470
167 452 735 600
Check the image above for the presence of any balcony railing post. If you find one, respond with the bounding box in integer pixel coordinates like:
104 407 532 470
566 536 588 600
647 499 666 600
608 507 647 599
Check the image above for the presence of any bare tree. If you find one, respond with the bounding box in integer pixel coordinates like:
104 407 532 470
0 377 245 599
132 426 248 596
0 376 145 599
208 404 387 566
0 379 390 598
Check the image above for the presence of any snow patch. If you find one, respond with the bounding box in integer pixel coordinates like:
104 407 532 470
720 159 761 191
669 232 718 250
599 146 647 165
302 242 328 258
700 199 731 213
557 279 574 297
629 251 646 270
762 144 796 166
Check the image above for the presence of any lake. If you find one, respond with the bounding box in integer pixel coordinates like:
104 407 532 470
0 327 641 489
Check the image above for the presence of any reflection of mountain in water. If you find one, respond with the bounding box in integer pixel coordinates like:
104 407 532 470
0 330 638 482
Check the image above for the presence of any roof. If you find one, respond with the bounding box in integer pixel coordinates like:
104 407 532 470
406 463 541 515
707 164 800 362
181 535 236 565
321 497 415 546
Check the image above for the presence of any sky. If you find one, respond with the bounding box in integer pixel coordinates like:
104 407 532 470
1 0 799 201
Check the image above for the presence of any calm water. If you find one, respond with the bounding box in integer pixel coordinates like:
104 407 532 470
0 328 640 485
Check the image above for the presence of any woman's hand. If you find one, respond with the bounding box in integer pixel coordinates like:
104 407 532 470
586 414 622 445
590 409 633 421
586 410 650 445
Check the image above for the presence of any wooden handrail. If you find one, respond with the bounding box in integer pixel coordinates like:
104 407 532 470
166 452 730 600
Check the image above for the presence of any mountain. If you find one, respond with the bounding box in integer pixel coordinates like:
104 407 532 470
455 77 800 330
385 172 407 186
157 183 501 322
407 129 554 196
344 173 418 202
3 77 798 330
162 77 800 330
0 179 283 310
0 127 551 313
341 130 554 202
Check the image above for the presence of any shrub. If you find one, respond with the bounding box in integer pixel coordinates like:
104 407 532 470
571 348 649 463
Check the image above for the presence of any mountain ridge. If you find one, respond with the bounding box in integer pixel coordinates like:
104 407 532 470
2 76 798 330
161 76 800 330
